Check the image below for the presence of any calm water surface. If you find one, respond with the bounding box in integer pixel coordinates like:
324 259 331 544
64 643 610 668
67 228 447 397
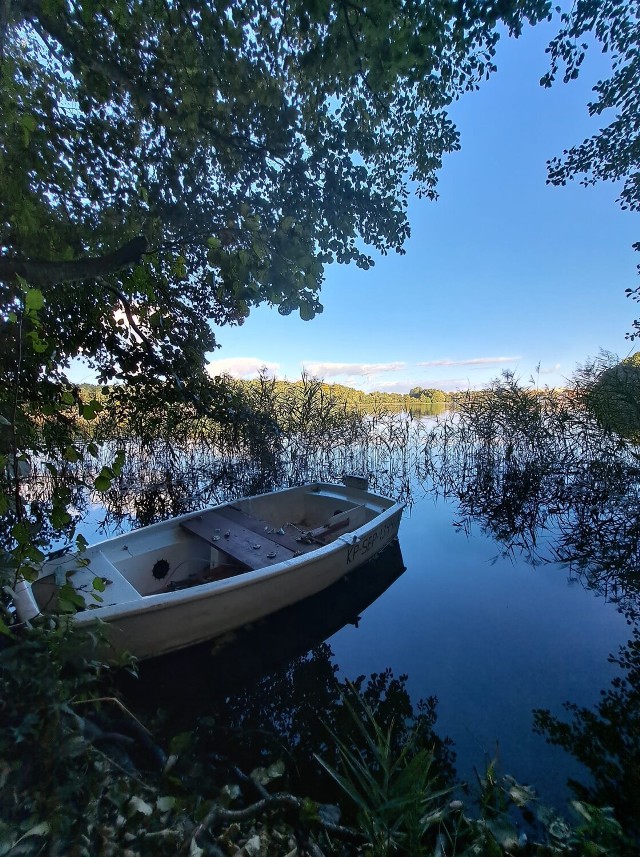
70 409 635 812
93 470 633 812
327 492 629 808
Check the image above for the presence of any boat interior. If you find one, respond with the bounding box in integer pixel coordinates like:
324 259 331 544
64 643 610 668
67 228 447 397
31 485 387 613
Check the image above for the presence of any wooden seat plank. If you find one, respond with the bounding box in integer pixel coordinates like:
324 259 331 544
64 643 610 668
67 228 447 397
181 510 297 570
215 505 312 553
310 516 350 543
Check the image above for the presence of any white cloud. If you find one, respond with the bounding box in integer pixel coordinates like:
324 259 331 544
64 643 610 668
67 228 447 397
373 379 415 393
302 361 406 378
417 356 521 368
206 357 279 379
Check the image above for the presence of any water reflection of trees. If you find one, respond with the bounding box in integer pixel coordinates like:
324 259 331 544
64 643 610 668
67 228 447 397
0 459 91 553
3 409 425 550
420 369 640 835
135 647 454 810
421 371 640 617
124 541 455 807
533 626 640 837
208 658 455 808
85 407 423 531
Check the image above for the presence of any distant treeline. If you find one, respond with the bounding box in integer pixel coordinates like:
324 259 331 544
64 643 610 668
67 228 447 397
75 380 458 414
239 379 456 412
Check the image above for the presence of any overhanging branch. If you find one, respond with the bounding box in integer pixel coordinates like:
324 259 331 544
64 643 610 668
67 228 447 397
0 236 148 287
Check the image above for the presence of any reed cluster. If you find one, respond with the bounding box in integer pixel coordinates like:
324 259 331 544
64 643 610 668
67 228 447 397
421 367 640 615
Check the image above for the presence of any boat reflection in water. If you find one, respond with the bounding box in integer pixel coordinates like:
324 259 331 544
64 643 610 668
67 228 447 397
125 538 406 715
121 538 458 808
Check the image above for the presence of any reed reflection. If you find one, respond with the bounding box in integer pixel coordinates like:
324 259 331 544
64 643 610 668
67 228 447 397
421 368 640 832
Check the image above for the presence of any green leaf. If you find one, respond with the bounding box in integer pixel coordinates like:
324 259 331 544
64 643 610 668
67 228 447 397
189 839 204 857
219 784 241 805
251 759 285 785
16 457 31 478
485 816 520 849
57 583 86 613
94 473 111 492
81 400 103 420
11 521 31 544
94 465 115 491
299 302 316 321
505 777 536 807
4 820 50 854
50 506 72 528
156 796 176 812
111 450 126 475
20 114 38 132
169 732 192 754
25 288 44 312
92 577 106 592
25 543 45 563
29 335 48 353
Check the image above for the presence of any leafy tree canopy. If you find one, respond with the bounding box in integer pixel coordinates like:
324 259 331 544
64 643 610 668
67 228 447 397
587 351 640 439
543 1 640 213
541 1 640 338
1 0 553 390
409 386 446 401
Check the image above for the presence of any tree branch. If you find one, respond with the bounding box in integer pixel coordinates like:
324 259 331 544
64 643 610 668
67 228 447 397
194 792 365 846
0 236 148 287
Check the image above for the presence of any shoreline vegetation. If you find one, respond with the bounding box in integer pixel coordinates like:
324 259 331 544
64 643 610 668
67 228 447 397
2 356 640 855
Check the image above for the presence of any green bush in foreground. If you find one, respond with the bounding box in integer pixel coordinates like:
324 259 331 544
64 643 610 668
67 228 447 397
0 624 637 857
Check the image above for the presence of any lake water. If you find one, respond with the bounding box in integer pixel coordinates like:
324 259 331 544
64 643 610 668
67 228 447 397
328 492 629 808
73 417 633 813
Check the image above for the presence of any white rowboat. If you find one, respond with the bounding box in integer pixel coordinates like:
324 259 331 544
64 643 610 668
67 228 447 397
13 479 404 660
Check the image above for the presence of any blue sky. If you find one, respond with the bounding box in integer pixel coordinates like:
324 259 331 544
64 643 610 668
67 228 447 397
205 17 638 394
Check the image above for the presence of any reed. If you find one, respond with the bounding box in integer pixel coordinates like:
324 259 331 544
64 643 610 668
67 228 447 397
421 366 640 615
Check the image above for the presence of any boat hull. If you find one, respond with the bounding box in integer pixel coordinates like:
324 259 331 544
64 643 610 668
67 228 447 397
15 482 404 661
87 506 402 659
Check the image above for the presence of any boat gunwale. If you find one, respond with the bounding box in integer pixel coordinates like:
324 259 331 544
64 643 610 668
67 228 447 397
73 500 404 623
24 483 402 625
